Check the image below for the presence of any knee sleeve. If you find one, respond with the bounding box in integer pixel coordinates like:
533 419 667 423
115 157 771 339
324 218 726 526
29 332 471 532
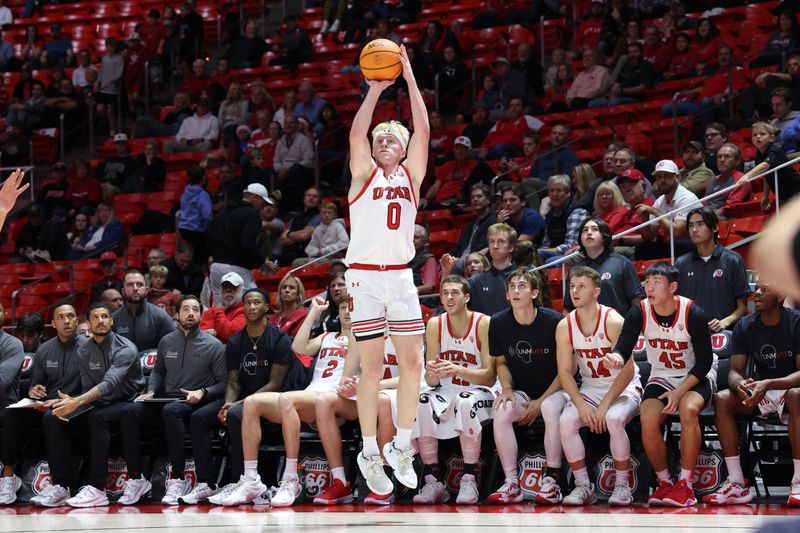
559 404 586 464
459 432 481 465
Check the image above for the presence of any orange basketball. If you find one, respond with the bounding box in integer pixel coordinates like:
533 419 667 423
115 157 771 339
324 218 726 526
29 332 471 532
359 39 402 81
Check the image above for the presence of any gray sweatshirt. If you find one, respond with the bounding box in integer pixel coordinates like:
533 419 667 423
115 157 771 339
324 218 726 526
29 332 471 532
30 334 86 399
148 328 226 399
113 301 175 352
0 331 24 408
77 332 145 403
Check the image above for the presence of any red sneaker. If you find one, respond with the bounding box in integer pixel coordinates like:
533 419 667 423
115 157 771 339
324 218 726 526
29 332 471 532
648 479 674 506
661 479 697 507
486 480 524 504
701 479 753 505
313 479 353 505
364 491 395 506
787 479 800 507
533 476 562 504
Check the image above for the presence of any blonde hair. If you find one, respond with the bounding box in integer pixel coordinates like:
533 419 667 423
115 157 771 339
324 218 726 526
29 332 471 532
276 275 305 311
372 120 410 149
751 121 778 137
465 252 490 273
149 265 168 277
593 181 625 214
487 223 517 246
571 163 597 198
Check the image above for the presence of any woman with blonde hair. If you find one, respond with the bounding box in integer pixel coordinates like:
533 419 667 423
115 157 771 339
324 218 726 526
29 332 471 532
540 162 597 215
269 274 310 340
593 180 627 233
247 80 276 117
465 252 490 278
218 81 250 145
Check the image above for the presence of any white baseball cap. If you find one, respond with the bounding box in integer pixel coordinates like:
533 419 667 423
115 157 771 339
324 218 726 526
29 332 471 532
113 133 128 143
454 136 472 149
654 159 679 174
244 183 274 205
220 272 244 287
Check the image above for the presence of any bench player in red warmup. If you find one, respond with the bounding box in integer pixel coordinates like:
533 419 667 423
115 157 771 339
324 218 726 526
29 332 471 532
346 44 430 495
604 262 716 507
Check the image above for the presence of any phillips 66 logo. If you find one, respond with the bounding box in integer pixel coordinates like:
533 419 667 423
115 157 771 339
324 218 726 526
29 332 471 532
105 458 129 497
444 455 483 493
300 456 332 497
166 459 197 488
692 452 723 495
32 461 53 495
596 455 640 495
517 454 546 498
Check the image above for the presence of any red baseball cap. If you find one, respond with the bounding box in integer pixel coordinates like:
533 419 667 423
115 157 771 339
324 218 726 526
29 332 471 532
99 251 118 262
619 168 645 182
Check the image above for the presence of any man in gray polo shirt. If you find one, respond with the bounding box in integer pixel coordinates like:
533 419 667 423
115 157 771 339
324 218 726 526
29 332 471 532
675 207 750 332
113 269 175 351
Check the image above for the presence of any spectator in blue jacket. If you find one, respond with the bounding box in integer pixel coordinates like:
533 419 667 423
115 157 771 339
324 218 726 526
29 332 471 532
178 165 213 267
68 202 126 259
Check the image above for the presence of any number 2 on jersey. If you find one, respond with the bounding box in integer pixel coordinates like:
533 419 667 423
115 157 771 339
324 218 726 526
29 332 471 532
386 202 401 230
321 359 339 379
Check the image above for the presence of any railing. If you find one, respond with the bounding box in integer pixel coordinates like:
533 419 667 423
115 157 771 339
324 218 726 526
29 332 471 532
287 244 348 279
9 240 124 323
528 155 798 297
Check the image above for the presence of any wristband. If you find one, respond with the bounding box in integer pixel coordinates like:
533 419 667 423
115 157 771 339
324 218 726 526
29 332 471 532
200 388 207 398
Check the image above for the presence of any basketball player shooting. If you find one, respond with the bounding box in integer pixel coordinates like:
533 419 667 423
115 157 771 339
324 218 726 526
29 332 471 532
346 44 429 495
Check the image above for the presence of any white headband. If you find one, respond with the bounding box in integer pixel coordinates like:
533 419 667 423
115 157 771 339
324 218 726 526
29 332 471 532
372 123 409 150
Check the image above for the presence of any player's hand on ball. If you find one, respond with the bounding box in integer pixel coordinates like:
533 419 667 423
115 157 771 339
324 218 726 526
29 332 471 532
366 78 395 93
602 352 624 370
398 44 412 80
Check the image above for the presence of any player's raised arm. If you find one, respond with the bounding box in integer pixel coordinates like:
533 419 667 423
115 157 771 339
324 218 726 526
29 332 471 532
0 169 29 233
398 44 430 186
349 79 394 184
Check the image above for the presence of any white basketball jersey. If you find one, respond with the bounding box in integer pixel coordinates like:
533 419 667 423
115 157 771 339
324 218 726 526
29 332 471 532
641 296 696 379
309 332 348 388
345 162 418 266
383 335 399 380
568 305 623 389
437 311 487 392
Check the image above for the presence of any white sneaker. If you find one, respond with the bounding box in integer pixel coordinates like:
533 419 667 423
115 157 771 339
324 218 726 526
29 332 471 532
329 19 341 32
117 476 152 505
608 483 633 506
162 478 191 505
253 486 278 505
413 474 450 504
66 485 109 508
383 441 418 489
179 483 219 505
270 477 301 507
30 484 70 507
0 475 22 505
320 21 330 34
208 479 244 506
217 475 267 506
357 452 393 496
563 483 598 506
457 474 479 504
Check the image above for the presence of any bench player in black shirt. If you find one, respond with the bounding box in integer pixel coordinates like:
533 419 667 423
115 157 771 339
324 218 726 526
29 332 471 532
703 281 800 507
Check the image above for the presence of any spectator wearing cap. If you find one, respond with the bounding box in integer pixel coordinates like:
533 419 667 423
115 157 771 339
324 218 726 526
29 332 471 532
163 98 220 154
96 133 136 197
226 19 270 69
42 23 73 69
228 124 252 166
530 123 579 182
675 207 750 333
273 113 314 208
492 56 534 109
207 183 270 302
178 165 213 267
561 48 610 111
635 159 699 260
615 168 655 248
113 269 176 352
573 0 605 51
679 141 715 197
277 186 322 266
462 102 495 148
200 271 247 343
38 162 71 215
588 41 656 108
703 122 728 174
163 241 205 297
420 136 493 209
294 81 327 136
69 202 126 259
91 251 124 302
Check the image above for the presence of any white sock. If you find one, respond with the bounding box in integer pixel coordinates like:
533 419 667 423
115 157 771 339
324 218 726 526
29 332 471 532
680 467 693 487
573 467 590 488
615 469 629 487
283 458 298 480
725 456 744 485
243 460 259 481
394 427 412 451
331 466 346 483
656 469 670 482
794 459 800 483
362 435 380 457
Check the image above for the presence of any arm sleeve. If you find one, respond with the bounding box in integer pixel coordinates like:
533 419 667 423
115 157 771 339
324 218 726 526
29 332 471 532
205 342 228 399
613 304 644 361
687 304 713 380
0 339 24 392
97 347 139 398
148 348 165 394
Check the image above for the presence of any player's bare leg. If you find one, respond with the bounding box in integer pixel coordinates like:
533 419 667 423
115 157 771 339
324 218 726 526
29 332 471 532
640 398 673 505
786 389 800 506
272 391 318 507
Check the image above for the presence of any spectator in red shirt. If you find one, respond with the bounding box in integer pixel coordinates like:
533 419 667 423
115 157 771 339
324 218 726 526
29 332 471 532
139 9 167 60
574 0 605 51
664 32 694 80
269 274 310 347
703 143 750 220
478 97 532 159
428 110 456 165
692 18 722 75
615 168 655 247
208 58 236 89
200 271 247 344
177 58 210 97
642 24 672 73
420 136 493 209
593 180 628 234
124 33 146 111
66 159 102 214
